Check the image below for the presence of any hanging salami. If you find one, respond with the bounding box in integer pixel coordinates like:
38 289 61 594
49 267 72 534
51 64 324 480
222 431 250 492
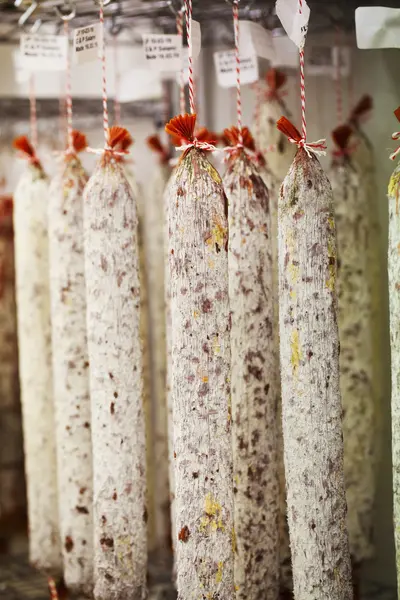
83 126 147 599
165 112 234 600
48 131 93 596
13 136 62 573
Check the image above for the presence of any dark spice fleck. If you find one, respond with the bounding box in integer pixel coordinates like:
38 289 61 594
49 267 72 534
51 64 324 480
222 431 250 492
178 525 190 543
65 536 74 553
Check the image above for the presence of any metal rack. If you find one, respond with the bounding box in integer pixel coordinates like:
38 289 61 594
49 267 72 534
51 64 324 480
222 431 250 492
0 0 399 45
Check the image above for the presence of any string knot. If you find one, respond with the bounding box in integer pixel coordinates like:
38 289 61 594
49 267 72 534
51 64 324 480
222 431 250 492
331 124 357 158
277 116 327 158
166 114 218 154
87 126 133 160
223 126 259 162
390 107 400 161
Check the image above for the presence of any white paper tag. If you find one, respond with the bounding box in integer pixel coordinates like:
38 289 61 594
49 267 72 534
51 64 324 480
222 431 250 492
214 50 259 88
73 23 103 64
190 20 202 59
142 34 182 71
355 6 400 49
271 35 299 67
275 0 310 48
20 34 68 72
239 21 274 60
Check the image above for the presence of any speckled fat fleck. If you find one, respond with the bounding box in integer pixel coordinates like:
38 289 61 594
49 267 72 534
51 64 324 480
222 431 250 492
388 159 400 591
48 155 93 596
83 158 147 600
256 98 295 183
167 148 234 600
144 164 171 555
13 164 62 572
329 157 375 563
259 163 292 592
224 152 279 600
278 148 353 600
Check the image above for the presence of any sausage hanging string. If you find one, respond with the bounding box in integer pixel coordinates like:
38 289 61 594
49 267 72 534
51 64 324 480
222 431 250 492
29 74 38 151
335 28 343 125
277 0 327 158
176 8 186 115
184 0 194 114
113 37 121 125
86 0 127 157
233 0 243 147
63 20 74 153
390 107 400 161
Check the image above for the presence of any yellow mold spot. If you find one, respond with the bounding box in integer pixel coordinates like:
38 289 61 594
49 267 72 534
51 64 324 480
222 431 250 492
290 329 302 376
204 160 222 184
290 289 297 300
199 494 225 533
212 335 221 355
327 215 335 231
193 310 199 319
288 262 299 285
202 376 209 383
216 562 223 583
326 239 336 291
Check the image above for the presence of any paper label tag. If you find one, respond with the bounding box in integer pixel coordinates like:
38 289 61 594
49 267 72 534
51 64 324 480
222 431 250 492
142 34 182 71
271 35 299 67
306 45 351 78
275 0 310 48
355 6 400 49
190 20 202 59
214 50 259 88
20 34 68 72
73 23 102 64
239 21 274 60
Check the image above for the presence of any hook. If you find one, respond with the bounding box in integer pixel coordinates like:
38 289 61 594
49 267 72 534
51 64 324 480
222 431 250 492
108 13 123 36
93 0 113 6
54 1 76 21
167 0 185 17
18 1 38 27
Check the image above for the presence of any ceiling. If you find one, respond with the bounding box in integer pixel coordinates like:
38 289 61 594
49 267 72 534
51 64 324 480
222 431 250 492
0 0 398 44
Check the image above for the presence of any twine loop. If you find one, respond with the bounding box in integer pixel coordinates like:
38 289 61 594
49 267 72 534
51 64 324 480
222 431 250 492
288 136 327 158
390 132 400 161
176 138 217 153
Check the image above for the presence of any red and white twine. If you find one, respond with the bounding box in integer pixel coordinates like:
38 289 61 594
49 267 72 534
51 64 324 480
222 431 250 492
289 0 327 158
63 21 74 154
113 37 121 125
47 577 59 600
99 0 109 145
176 9 186 115
184 0 195 114
86 0 128 157
390 132 400 161
29 74 38 151
233 0 243 147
